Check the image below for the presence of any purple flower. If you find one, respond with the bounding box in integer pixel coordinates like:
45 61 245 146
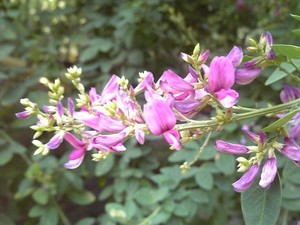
15 111 30 119
259 156 277 188
46 132 64 149
215 89 239 108
57 101 64 118
143 97 176 135
235 67 262 85
215 140 249 154
281 138 300 161
134 71 154 93
208 56 235 92
208 56 239 108
68 98 74 116
135 127 145 145
280 84 300 103
226 46 243 67
159 69 194 95
64 148 86 169
232 164 260 192
163 129 181 150
261 31 276 59
89 132 126 152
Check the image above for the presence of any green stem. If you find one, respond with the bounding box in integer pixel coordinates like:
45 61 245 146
188 132 212 167
282 209 289 225
176 98 300 131
138 206 162 225
52 199 70 225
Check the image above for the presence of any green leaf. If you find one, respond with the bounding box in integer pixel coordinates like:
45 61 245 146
39 207 59 225
188 189 209 204
134 187 154 206
0 45 15 59
272 44 300 59
152 211 171 225
162 200 175 213
124 200 137 220
29 205 47 218
0 150 13 166
32 188 49 205
282 182 300 199
215 153 235 175
265 63 294 85
282 198 300 211
68 190 96 205
291 14 300 22
195 168 214 190
241 175 281 225
75 217 96 225
95 154 115 176
282 160 300 185
263 110 299 132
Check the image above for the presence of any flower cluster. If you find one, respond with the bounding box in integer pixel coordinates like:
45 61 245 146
16 31 300 193
215 84 300 192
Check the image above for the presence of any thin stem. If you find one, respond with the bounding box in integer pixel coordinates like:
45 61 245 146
52 199 70 225
282 209 289 225
188 132 212 167
232 105 256 112
138 206 162 225
176 98 300 131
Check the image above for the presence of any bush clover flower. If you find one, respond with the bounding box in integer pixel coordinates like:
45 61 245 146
215 130 278 192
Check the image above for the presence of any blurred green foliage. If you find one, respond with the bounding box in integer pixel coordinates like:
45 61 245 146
1 0 300 224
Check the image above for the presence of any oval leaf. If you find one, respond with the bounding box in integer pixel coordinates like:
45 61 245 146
195 168 214 190
265 62 296 85
272 44 300 59
241 175 281 225
263 110 299 132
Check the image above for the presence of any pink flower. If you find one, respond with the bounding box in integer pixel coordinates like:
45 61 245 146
89 132 126 152
46 132 64 149
280 84 300 103
159 69 194 95
259 156 277 188
208 56 239 108
63 132 87 169
232 164 260 192
75 111 126 132
226 46 243 67
163 129 181 150
143 97 176 135
281 138 300 161
215 140 249 154
208 56 235 92
15 111 30 119
235 67 262 85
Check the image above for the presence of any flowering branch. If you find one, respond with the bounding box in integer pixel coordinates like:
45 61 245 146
16 30 300 195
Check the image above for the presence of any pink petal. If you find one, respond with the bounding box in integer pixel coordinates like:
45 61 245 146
215 89 239 108
208 56 235 92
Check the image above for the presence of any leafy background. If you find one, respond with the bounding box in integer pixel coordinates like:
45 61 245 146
1 0 300 224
